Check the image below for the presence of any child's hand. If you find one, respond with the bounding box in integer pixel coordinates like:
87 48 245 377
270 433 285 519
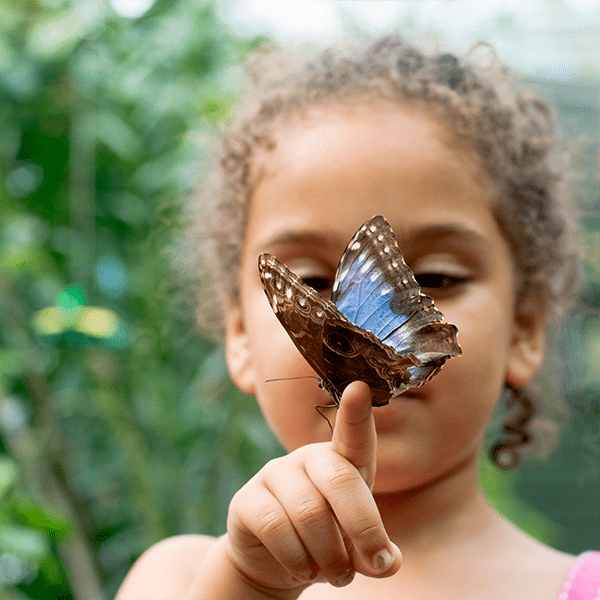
220 380 401 596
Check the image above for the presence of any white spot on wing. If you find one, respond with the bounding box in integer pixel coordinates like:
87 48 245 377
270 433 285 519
360 258 374 273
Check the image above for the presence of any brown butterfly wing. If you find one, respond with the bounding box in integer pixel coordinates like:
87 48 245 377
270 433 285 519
258 253 344 401
258 253 422 406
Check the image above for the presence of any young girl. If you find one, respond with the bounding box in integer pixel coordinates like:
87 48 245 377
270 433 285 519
117 35 598 599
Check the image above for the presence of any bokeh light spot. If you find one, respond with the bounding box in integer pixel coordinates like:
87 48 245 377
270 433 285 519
96 257 129 297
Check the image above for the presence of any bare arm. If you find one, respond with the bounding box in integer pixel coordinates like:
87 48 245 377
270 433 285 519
116 535 217 599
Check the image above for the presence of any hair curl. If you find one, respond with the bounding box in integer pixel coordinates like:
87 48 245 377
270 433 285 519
183 34 581 468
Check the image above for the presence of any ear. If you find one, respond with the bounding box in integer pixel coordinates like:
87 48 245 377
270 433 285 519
224 302 257 396
505 299 546 388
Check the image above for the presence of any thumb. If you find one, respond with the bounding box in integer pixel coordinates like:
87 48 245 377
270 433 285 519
331 381 377 489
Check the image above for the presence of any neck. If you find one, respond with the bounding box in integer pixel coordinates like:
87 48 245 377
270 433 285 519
375 452 496 552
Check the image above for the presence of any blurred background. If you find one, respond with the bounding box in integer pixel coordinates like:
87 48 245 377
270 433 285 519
0 1 598 598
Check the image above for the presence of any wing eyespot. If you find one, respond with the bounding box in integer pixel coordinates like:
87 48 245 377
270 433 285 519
325 330 355 356
294 295 311 313
312 307 326 321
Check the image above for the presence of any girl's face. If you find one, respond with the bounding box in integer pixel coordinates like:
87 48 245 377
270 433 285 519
225 102 545 493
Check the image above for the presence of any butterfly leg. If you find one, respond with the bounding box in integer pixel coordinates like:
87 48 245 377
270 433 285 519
315 387 341 434
315 403 339 434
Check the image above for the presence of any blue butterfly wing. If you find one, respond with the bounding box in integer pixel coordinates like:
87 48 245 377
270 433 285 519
332 216 461 373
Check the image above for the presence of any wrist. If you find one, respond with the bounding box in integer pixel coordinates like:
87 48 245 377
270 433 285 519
183 535 309 600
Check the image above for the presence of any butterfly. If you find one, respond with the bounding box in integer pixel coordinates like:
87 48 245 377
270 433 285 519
258 215 461 407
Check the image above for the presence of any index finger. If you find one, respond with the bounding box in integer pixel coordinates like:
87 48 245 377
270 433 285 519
331 381 377 489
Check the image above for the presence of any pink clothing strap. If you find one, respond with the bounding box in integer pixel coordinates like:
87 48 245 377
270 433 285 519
557 551 600 600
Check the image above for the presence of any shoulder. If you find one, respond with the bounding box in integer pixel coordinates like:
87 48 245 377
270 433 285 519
490 517 580 597
116 534 218 600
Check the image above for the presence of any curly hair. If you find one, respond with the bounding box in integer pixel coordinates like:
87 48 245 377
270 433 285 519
183 34 581 468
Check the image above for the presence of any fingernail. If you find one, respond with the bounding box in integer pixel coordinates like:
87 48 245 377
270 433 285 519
300 568 317 582
372 548 393 572
333 569 355 587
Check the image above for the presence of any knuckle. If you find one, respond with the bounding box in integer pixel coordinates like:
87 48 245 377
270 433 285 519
227 490 248 526
228 483 260 518
327 464 360 490
334 428 373 457
340 435 372 454
353 520 383 546
262 456 285 476
257 508 290 539
293 496 329 528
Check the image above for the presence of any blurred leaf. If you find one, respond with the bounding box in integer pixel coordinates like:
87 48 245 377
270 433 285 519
9 495 70 543
27 9 85 60
0 525 50 560
0 456 18 498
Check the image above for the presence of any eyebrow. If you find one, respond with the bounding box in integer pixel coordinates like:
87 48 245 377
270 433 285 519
255 229 346 254
254 221 493 256
399 223 493 252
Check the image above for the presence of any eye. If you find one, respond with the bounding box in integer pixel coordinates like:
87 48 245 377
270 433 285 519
302 276 333 295
411 253 474 295
283 258 334 297
414 272 471 292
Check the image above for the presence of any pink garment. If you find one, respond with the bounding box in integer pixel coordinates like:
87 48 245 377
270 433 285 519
557 551 600 600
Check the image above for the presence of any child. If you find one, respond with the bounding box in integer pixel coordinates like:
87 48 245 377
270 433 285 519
116 35 599 599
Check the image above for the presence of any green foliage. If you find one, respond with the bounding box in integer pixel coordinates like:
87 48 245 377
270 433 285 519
0 1 280 598
0 455 71 597
0 2 598 599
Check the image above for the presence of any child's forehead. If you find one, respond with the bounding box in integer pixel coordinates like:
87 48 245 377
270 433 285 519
270 99 444 141
246 144 499 264
251 102 486 195
252 101 455 178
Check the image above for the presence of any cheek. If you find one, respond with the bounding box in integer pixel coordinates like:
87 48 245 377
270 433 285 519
436 287 515 433
246 287 311 384
245 287 333 450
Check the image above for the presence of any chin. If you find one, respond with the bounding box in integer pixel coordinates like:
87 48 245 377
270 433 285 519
372 477 413 496
372 442 442 494
372 462 423 495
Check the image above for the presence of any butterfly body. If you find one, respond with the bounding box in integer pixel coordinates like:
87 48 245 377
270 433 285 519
258 215 461 407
